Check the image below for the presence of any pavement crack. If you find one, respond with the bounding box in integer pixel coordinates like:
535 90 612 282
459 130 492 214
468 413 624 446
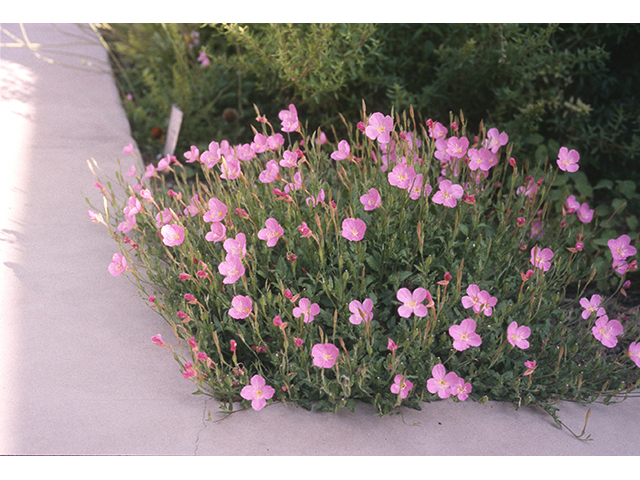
194 398 210 456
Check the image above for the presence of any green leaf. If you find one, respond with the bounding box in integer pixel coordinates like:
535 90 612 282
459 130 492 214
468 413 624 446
535 145 548 164
611 198 627 213
593 179 614 190
626 215 638 232
525 133 545 145
616 180 638 199
552 173 568 186
572 171 593 198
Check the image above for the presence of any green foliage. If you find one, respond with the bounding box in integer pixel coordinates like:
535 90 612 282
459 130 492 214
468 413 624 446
87 106 640 421
101 23 244 159
103 23 640 208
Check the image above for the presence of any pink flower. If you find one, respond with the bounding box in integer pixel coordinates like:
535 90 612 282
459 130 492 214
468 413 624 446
507 321 531 349
396 287 429 318
223 233 247 259
155 209 173 228
284 171 302 193
331 140 351 161
341 218 366 242
432 180 464 208
387 338 398 351
182 362 196 379
592 316 623 348
230 339 237 353
292 298 320 323
218 255 245 284
348 299 374 325
530 246 554 272
428 120 448 140
294 338 304 348
259 159 280 184
524 360 537 376
564 195 580 214
240 375 275 411
125 196 142 216
485 128 509 153
279 104 299 132
306 189 325 208
229 295 252 319
612 258 637 275
258 218 284 247
183 145 199 163
122 143 134 155
628 342 640 368
449 374 472 401
426 364 457 399
461 284 482 311
448 318 482 351
203 198 227 223
117 213 136 233
408 174 428 200
279 150 298 168
311 343 340 368
156 155 172 171
197 50 210 67
557 147 580 172
608 234 637 261
477 290 498 316
250 133 268 154
108 253 127 276
365 112 393 144
577 203 594 223
579 294 606 320
124 164 137 178
467 148 494 171
205 222 226 242
390 374 414 399
388 162 416 189
298 222 314 238
151 334 165 347
198 141 219 168
220 156 241 180
517 177 539 198
161 224 185 246
143 163 156 179
267 133 285 150
445 136 469 158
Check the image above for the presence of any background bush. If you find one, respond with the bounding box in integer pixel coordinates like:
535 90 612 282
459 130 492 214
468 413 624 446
101 22 639 294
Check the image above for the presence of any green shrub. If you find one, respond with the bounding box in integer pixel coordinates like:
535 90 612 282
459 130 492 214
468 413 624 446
87 104 640 429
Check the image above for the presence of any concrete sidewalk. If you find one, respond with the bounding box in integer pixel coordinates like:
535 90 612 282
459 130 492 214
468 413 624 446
0 23 638 456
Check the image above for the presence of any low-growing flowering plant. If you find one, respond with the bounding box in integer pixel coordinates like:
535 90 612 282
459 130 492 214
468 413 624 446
87 102 639 426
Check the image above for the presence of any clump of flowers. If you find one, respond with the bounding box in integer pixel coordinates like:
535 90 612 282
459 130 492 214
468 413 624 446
87 102 639 424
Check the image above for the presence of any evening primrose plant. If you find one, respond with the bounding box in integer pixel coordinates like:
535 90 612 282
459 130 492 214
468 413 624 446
87 103 640 430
